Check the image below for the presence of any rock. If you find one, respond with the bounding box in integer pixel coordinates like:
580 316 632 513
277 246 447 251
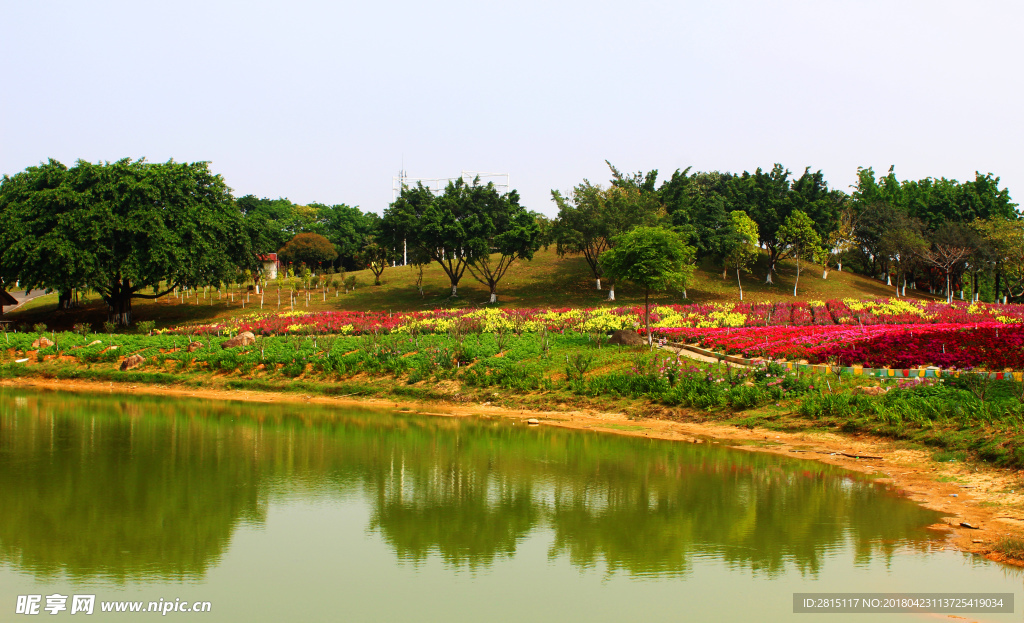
119 354 145 371
31 337 54 349
87 340 102 347
607 329 644 346
959 522 980 530
221 332 256 349
187 341 204 353
526 418 540 425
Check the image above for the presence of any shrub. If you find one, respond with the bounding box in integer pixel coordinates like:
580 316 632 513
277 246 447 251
32 323 47 333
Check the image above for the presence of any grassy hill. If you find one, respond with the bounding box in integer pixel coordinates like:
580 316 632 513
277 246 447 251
2 247 937 331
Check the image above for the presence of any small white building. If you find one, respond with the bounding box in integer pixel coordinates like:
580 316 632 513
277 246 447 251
258 253 280 280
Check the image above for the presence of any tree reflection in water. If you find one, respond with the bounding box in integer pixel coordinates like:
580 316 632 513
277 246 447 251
0 390 943 581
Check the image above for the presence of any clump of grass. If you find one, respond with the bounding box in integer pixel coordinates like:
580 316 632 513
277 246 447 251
994 536 1024 560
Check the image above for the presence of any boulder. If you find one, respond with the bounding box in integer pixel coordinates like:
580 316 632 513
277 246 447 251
31 337 54 349
120 354 145 371
221 331 256 349
187 341 204 353
608 329 645 346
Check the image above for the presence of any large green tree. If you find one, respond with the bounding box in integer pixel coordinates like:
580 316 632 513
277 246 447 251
551 181 611 290
777 210 822 297
722 211 759 301
736 164 793 284
0 158 254 325
237 195 316 254
553 176 664 300
599 227 695 348
315 202 380 270
383 177 531 298
464 188 540 303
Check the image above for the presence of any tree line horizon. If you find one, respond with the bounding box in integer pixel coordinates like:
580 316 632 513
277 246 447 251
0 157 1019 325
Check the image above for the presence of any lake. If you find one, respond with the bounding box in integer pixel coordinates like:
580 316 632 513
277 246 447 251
0 388 1018 622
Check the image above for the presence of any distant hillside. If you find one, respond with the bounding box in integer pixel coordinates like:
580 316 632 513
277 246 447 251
3 247 940 330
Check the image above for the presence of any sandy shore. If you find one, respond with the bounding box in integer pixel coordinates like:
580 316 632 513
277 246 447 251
3 376 1022 567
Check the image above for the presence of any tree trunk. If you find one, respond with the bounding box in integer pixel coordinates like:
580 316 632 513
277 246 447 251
451 284 457 297
737 268 743 301
58 290 73 310
838 260 842 272
607 285 615 301
765 258 775 284
489 291 497 304
596 278 601 290
822 267 829 280
722 266 728 280
792 258 800 297
108 294 132 327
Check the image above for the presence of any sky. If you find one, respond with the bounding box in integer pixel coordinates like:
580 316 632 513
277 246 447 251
2 0 1021 217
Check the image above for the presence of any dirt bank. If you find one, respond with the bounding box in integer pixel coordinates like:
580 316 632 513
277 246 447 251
2 376 1021 567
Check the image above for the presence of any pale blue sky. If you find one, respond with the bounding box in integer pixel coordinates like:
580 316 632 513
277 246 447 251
2 0 1020 216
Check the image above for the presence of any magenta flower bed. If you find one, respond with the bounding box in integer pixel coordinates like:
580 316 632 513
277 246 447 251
657 323 1024 370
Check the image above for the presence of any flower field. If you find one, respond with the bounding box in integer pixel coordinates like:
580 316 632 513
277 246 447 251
169 299 1024 336
657 323 1024 370
160 298 1024 370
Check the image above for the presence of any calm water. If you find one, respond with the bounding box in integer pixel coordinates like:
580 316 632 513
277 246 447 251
0 388 1019 622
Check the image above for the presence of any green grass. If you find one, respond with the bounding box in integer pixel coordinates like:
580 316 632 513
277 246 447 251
994 536 1024 559
1 247 937 332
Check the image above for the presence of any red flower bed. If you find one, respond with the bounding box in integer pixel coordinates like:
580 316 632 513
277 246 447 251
657 322 1024 369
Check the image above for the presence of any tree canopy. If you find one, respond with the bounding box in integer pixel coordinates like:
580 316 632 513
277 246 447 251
553 164 665 299
0 158 254 325
722 211 759 301
600 227 695 347
277 232 339 269
383 177 535 299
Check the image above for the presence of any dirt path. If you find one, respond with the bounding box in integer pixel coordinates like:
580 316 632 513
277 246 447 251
2 376 1021 567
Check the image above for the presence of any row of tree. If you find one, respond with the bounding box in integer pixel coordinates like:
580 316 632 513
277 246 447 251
551 162 1021 303
1 158 1019 326
237 195 379 271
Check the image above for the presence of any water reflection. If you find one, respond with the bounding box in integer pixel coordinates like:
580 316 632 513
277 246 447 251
0 389 944 582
